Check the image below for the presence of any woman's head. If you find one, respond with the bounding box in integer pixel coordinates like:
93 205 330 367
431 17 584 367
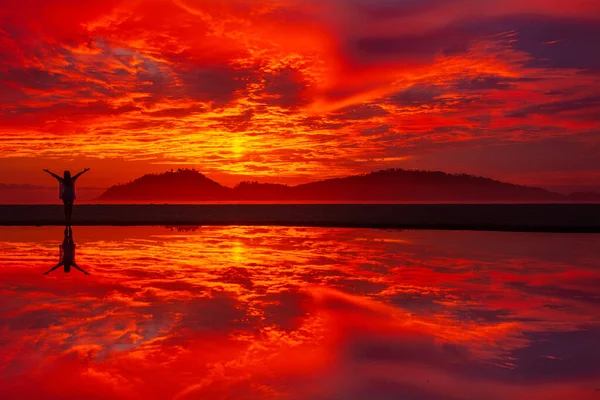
63 170 71 180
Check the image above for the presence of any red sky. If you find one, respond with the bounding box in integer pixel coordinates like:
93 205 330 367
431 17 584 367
1 0 600 194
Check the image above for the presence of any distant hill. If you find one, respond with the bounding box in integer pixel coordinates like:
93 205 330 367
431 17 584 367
291 169 565 201
567 192 600 202
98 169 231 201
232 181 294 200
96 168 595 202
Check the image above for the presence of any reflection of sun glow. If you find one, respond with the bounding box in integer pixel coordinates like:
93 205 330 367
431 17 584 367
0 226 599 399
231 241 245 262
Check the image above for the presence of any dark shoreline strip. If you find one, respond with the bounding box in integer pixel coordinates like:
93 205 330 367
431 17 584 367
1 204 599 233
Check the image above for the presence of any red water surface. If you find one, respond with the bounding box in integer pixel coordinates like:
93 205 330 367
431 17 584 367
0 227 599 399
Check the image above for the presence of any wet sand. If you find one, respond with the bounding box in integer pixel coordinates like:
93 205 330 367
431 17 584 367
0 204 599 232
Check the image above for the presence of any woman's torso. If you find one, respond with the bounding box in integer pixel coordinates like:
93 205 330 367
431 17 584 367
59 180 76 200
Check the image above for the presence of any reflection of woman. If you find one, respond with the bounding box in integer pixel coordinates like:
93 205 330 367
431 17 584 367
43 168 90 221
43 226 90 275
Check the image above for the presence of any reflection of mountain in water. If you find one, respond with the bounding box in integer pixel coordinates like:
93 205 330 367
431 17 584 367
97 168 595 202
43 226 90 275
165 226 202 232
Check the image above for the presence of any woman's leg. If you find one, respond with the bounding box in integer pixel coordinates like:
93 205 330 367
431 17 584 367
66 201 73 221
63 201 69 220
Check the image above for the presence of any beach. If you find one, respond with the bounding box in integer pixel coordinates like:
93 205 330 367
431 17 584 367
1 204 599 232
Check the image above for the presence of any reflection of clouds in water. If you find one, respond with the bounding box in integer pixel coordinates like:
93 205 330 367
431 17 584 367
0 227 599 399
231 241 246 263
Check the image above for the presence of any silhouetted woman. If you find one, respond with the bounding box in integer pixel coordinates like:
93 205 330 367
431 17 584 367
43 225 90 275
43 168 90 221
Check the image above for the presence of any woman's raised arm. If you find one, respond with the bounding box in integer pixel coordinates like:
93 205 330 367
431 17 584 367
43 169 63 181
72 168 90 180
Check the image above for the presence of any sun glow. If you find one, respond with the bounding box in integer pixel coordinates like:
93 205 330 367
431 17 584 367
232 137 246 158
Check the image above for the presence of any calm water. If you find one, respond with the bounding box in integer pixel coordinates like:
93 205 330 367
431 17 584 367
0 226 599 399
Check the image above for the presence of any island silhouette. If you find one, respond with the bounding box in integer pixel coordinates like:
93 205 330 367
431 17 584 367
96 168 599 202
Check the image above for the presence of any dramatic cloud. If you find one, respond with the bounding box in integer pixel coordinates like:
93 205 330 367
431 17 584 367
0 0 599 190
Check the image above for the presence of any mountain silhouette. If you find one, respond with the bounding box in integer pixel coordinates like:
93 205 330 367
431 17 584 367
95 168 595 202
567 192 600 202
99 169 230 201
233 181 294 200
293 169 569 201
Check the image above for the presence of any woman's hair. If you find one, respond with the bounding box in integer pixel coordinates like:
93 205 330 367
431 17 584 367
63 170 71 180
